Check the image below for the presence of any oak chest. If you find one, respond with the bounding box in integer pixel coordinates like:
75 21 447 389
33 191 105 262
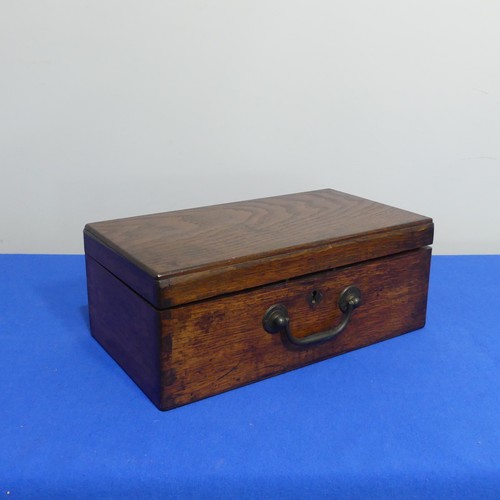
84 189 434 410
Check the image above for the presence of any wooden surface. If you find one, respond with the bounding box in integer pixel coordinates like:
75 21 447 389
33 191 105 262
85 255 162 408
159 247 432 410
85 189 433 307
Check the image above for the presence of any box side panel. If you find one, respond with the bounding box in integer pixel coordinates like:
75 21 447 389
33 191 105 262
84 231 159 306
160 247 432 410
85 255 162 408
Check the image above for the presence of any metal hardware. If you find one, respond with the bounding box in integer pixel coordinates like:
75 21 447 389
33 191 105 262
262 286 362 347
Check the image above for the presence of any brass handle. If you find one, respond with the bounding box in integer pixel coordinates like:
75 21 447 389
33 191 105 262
262 286 362 347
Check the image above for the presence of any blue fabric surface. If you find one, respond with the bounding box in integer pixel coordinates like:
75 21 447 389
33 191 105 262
0 255 499 499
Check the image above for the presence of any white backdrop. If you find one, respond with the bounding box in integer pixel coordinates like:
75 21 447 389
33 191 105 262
1 1 499 254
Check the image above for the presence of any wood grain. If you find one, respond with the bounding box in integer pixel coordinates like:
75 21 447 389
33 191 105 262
84 189 433 307
85 255 161 407
158 247 432 410
84 190 433 411
157 222 432 307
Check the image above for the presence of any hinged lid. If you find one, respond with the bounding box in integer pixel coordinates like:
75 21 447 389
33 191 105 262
84 189 433 309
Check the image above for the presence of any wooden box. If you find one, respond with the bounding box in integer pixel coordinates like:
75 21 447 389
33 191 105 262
84 189 433 411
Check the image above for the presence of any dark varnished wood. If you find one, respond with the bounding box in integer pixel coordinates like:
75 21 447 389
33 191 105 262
157 247 432 410
158 223 432 307
85 255 162 407
84 234 160 307
85 189 433 308
84 189 434 410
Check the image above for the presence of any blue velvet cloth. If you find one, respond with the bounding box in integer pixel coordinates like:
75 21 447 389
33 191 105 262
1 255 499 498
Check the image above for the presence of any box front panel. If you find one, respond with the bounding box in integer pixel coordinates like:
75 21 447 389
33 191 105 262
160 247 432 410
